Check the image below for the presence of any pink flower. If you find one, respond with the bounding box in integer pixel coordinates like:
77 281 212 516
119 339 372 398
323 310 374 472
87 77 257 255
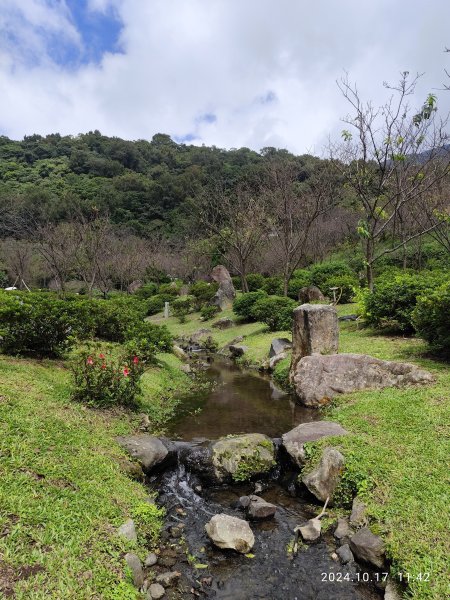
133 356 139 365
86 356 94 365
123 367 130 377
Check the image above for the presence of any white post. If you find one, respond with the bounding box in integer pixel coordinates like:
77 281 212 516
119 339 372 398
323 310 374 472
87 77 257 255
164 302 170 319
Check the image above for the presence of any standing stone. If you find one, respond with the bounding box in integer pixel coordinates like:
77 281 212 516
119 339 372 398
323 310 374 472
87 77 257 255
205 514 254 553
301 446 345 503
211 265 236 310
164 302 170 319
349 527 386 568
290 304 339 378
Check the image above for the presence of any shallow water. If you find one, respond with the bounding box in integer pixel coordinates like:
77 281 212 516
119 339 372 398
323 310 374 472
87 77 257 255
168 355 318 441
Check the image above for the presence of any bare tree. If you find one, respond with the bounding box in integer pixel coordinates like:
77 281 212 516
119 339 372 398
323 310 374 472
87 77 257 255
329 72 449 289
0 238 37 288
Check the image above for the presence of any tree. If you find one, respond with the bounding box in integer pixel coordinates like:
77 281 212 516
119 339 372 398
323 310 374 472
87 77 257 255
329 73 449 289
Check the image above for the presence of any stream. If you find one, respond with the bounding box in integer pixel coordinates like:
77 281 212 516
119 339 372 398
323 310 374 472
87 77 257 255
149 356 384 600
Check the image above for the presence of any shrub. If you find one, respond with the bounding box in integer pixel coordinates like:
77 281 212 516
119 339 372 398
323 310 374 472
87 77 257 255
308 260 354 290
89 297 145 342
146 294 173 316
288 270 312 299
71 349 144 408
134 283 158 299
157 282 181 297
189 280 218 307
362 271 447 333
251 295 297 331
262 276 284 296
413 282 450 353
233 290 268 320
231 276 242 290
171 296 195 323
323 274 358 303
125 321 173 363
200 303 220 321
246 273 266 291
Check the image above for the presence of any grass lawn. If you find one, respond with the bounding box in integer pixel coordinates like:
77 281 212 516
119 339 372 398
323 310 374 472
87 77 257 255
0 353 190 599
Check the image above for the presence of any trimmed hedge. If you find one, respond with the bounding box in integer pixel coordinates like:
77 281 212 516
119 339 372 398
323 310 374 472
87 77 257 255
233 290 268 320
251 295 297 331
413 282 450 354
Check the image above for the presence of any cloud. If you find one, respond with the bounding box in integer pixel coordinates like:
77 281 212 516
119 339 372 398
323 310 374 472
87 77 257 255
1 0 450 153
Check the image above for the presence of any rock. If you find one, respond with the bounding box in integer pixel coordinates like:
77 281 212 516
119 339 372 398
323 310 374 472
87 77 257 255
212 317 234 329
269 338 292 358
190 328 212 340
290 304 339 377
229 344 248 357
282 421 348 467
173 345 188 360
334 517 352 540
336 544 354 564
125 553 144 588
155 571 181 587
350 498 367 526
178 444 216 481
350 527 386 568
339 314 358 322
269 352 287 370
247 495 277 520
180 364 191 374
169 524 185 538
148 583 165 599
144 552 158 567
301 447 345 503
127 280 142 294
236 495 251 509
291 353 433 407
211 265 236 310
296 518 321 541
211 433 275 482
116 435 175 474
205 514 254 553
117 519 137 543
298 285 326 304
384 580 402 600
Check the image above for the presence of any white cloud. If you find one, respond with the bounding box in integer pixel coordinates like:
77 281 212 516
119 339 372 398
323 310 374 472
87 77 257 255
1 0 450 153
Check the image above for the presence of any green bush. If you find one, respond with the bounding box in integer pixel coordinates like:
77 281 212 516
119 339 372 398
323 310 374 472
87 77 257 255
171 296 195 323
233 290 268 320
125 321 173 363
157 282 181 297
89 297 145 342
323 274 358 303
189 280 218 307
134 283 158 299
200 303 220 321
262 276 284 296
309 260 354 290
413 282 450 353
251 295 297 331
231 276 241 290
71 349 144 408
246 273 266 291
146 294 173 316
362 271 447 333
288 270 312 299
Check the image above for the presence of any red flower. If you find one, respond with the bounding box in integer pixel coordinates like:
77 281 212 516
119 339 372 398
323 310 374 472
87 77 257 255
133 356 139 365
101 363 106 369
86 356 94 365
99 353 105 359
123 367 130 377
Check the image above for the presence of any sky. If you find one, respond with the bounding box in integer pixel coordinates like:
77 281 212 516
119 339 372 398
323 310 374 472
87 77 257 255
1 0 450 155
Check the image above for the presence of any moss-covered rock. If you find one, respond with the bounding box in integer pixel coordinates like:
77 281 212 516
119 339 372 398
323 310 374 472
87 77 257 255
211 433 275 482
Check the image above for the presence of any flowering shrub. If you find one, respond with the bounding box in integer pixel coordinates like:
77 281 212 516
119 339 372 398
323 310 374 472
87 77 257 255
71 350 144 408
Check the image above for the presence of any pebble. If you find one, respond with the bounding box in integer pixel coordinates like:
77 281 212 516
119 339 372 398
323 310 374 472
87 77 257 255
148 582 165 599
144 552 158 567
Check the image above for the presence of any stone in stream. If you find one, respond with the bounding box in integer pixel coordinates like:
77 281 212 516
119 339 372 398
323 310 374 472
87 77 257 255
334 517 352 541
116 435 175 474
117 518 137 543
124 553 144 588
269 352 287 370
147 583 165 599
296 517 322 541
211 433 275 483
211 265 236 310
269 338 292 358
247 495 277 520
173 345 188 360
205 513 255 553
290 304 339 377
336 544 354 564
282 421 348 467
301 447 345 504
291 353 433 407
155 571 181 587
349 527 386 568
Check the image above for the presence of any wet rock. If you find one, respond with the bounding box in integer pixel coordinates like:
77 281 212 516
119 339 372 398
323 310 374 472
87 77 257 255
211 265 236 310
384 580 402 600
125 553 144 588
290 304 339 376
350 497 367 526
211 433 275 483
144 552 158 567
336 544 354 564
169 524 185 539
350 527 386 568
229 344 248 357
282 421 348 467
247 495 277 520
334 517 352 540
155 571 181 587
117 519 137 543
269 338 292 358
148 582 165 599
301 447 345 503
292 353 433 407
296 518 321 541
177 444 216 481
205 513 254 553
212 317 234 329
236 495 251 509
298 286 325 304
116 435 175 474
269 352 287 370
158 556 177 568
173 345 188 361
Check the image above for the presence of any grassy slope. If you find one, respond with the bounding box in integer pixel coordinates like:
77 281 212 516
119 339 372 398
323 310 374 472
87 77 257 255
0 353 190 599
157 305 450 600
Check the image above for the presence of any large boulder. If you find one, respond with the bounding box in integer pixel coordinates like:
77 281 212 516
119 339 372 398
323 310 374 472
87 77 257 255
205 514 254 553
211 433 275 483
291 353 434 407
282 421 348 467
269 338 292 358
290 304 339 378
349 527 386 568
116 435 175 474
298 285 325 304
301 446 345 503
211 265 236 310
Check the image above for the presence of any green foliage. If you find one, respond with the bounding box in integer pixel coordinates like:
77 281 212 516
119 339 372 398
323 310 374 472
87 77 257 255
288 269 313 299
251 295 297 331
71 349 144 408
125 321 173 363
157 282 181 296
131 502 165 547
246 273 266 291
413 282 450 354
200 303 220 321
189 280 218 306
107 582 139 600
233 290 268 320
262 276 284 295
134 283 158 299
308 260 354 290
323 273 358 303
171 295 195 323
89 296 146 342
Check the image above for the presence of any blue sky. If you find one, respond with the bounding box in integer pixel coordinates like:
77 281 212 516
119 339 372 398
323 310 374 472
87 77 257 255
1 0 450 153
